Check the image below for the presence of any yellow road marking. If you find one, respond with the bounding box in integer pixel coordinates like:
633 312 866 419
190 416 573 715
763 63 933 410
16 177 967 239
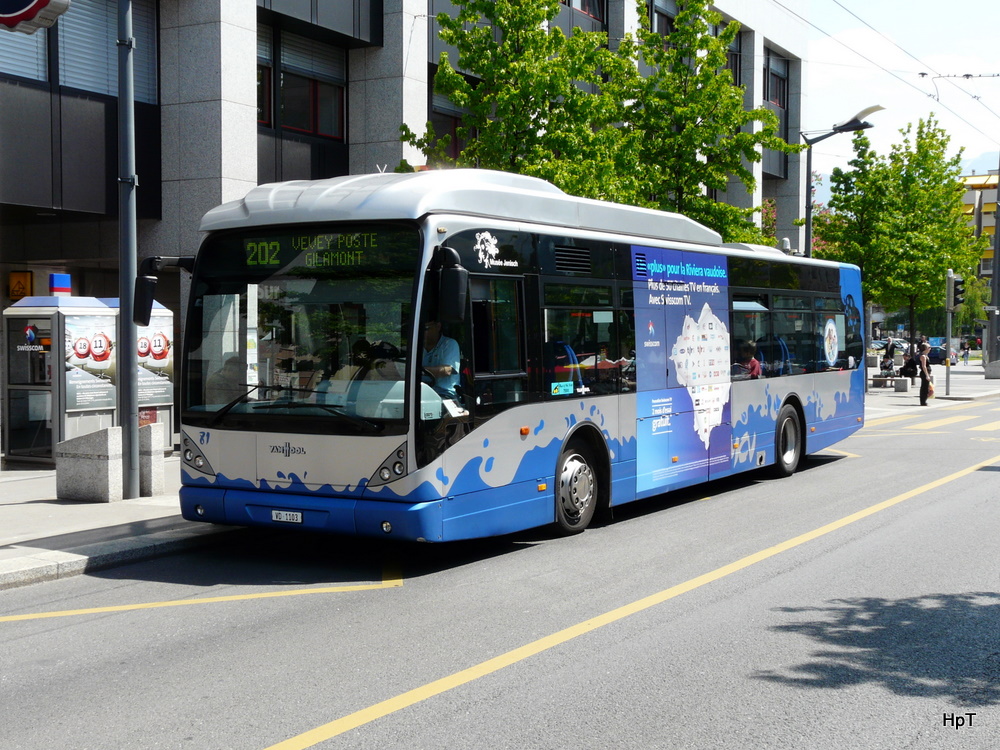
0 564 402 623
906 415 978 430
262 453 1000 750
969 421 1000 432
863 414 920 427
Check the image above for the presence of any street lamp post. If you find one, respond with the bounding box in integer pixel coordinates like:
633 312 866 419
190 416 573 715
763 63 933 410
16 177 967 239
802 105 885 257
991 157 1000 364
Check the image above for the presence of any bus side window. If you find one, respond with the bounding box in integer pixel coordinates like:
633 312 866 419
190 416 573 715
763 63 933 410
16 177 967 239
731 296 768 378
543 305 618 396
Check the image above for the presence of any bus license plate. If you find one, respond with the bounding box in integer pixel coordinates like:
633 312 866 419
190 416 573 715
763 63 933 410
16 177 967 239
271 510 303 524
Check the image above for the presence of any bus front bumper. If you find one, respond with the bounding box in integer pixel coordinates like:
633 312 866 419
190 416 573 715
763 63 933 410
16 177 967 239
180 486 445 542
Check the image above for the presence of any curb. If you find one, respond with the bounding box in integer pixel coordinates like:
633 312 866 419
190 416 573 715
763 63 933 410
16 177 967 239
0 524 240 591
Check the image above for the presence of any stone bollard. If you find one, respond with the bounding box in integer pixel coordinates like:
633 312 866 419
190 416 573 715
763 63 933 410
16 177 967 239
139 422 165 497
985 360 1000 380
55 427 123 502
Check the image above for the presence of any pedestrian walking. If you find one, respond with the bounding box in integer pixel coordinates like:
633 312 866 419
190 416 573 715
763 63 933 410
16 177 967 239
962 341 971 365
917 342 933 405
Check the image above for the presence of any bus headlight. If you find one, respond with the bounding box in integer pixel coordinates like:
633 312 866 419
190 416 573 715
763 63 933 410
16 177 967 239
180 432 216 476
369 442 408 486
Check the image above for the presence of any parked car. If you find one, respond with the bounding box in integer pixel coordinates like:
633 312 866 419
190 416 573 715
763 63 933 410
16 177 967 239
869 338 907 359
926 346 958 365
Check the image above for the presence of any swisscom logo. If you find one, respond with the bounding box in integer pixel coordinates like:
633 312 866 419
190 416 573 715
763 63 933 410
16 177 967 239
18 324 43 352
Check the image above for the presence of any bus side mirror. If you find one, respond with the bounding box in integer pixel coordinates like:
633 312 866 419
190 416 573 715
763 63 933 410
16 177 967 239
134 255 194 326
439 265 468 323
435 246 468 323
134 275 157 326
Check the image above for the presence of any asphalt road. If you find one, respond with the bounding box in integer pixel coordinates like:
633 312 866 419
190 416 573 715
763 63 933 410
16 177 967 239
2 400 999 749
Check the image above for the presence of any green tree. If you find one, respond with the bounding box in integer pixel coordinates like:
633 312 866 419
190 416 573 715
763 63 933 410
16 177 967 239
402 0 798 242
815 117 986 346
812 133 893 292
618 0 800 241
398 0 630 201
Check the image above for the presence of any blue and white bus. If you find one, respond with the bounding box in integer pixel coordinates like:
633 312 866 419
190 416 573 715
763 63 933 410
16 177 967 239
137 170 865 542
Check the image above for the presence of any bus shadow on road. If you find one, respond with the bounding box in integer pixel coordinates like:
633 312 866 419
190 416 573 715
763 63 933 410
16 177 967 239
754 592 1000 707
89 525 541 589
599 452 846 527
89 455 848 589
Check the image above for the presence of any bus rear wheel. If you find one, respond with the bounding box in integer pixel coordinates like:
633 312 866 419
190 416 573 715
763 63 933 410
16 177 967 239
554 445 599 534
772 404 802 478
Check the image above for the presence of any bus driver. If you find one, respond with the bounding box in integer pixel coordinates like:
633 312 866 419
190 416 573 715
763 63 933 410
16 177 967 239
422 319 460 399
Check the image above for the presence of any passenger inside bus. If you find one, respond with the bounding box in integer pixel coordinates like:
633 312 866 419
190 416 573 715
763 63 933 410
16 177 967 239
205 356 246 404
331 339 373 380
364 341 403 381
732 340 762 380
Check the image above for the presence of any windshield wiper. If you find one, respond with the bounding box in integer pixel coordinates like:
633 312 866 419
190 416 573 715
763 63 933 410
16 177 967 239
207 383 286 427
251 401 381 432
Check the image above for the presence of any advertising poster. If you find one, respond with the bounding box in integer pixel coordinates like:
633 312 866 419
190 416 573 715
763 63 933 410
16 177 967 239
64 315 117 411
633 247 731 496
136 319 173 406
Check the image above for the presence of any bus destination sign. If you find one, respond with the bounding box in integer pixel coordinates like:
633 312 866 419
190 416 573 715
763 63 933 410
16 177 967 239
243 232 380 270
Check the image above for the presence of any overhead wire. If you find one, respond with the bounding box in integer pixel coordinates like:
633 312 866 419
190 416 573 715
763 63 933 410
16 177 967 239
769 0 1000 144
833 0 1000 125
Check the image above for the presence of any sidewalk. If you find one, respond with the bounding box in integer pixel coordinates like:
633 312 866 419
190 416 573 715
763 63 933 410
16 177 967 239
863 359 1000 419
2 366 998 591
0 456 236 590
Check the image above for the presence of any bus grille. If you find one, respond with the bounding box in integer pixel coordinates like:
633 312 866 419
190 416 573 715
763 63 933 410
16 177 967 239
554 246 592 274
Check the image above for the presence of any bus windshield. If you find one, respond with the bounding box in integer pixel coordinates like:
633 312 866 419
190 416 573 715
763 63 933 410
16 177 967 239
183 223 420 435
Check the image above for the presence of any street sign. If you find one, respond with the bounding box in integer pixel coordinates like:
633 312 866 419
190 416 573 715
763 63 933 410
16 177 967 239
0 0 70 35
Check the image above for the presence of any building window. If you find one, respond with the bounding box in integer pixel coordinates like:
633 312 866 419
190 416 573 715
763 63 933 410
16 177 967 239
58 0 157 103
258 29 346 139
726 28 741 81
0 26 47 82
763 48 788 109
280 72 344 138
257 25 272 126
430 92 468 161
648 0 676 47
0 0 156 102
561 0 606 23
653 9 673 37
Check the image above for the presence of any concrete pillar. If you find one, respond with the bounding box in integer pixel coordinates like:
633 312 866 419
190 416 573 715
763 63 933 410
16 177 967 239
56 427 123 503
349 0 429 173
139 422 165 497
607 0 641 49
143 0 258 261
720 28 763 222
773 54 806 252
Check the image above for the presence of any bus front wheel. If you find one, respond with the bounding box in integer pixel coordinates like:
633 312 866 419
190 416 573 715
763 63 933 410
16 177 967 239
773 404 802 478
554 445 598 534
